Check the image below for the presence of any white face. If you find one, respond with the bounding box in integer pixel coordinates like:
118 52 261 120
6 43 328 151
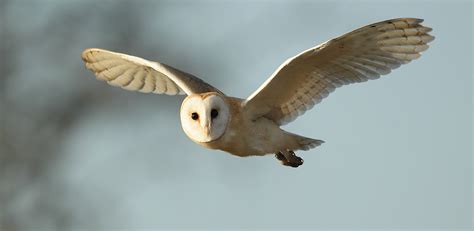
180 94 230 143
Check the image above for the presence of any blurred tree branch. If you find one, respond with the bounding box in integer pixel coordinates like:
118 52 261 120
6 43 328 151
0 1 143 230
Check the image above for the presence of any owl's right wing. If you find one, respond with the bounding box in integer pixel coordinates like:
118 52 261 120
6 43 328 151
243 18 434 125
81 48 222 96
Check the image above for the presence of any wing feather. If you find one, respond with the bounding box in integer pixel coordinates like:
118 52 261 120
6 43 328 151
82 48 222 96
243 18 434 125
108 67 139 87
139 70 156 93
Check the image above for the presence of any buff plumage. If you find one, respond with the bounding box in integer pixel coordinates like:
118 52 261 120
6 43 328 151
81 18 434 167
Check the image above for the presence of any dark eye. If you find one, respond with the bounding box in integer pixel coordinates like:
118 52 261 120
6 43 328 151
191 112 199 121
211 109 218 119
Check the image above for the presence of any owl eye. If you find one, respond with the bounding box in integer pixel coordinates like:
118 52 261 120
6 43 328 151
211 109 218 119
191 112 199 121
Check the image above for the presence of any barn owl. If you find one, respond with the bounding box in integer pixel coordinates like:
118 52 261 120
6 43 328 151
81 18 434 167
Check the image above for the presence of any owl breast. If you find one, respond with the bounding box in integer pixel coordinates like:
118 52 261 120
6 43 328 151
199 97 293 157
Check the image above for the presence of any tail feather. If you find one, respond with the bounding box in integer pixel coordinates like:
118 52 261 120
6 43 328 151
292 134 324 151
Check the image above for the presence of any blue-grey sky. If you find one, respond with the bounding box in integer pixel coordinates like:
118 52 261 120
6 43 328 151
1 0 472 230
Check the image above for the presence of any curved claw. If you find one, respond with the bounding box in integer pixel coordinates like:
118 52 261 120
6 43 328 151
275 152 286 161
275 150 304 168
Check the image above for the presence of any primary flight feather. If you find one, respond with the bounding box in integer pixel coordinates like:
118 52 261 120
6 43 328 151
82 18 434 167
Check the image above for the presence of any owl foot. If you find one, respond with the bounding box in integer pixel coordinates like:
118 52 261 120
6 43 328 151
275 150 303 168
275 152 286 161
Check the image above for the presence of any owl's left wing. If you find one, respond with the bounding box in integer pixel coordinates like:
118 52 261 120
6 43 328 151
243 18 434 125
81 48 221 95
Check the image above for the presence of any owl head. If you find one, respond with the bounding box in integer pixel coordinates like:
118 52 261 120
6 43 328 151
180 93 230 143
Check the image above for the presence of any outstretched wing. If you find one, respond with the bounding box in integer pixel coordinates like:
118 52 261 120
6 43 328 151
81 48 222 96
243 18 434 125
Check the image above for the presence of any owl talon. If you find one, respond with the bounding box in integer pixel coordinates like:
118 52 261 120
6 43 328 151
276 150 304 168
288 155 304 167
281 158 303 168
275 152 286 161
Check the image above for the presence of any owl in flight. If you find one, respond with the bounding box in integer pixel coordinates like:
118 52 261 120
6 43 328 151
82 18 434 167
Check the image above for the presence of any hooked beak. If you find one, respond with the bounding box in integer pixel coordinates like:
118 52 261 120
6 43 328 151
202 118 212 136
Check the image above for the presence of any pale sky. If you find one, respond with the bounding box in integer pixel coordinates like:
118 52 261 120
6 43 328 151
3 0 472 229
